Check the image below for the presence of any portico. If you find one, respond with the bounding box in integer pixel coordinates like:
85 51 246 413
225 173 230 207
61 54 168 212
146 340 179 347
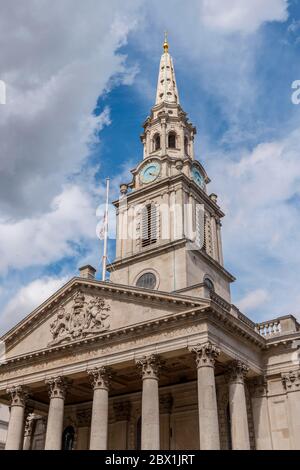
3 343 255 450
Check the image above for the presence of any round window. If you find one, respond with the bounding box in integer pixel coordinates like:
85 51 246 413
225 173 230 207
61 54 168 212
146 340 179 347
136 272 157 290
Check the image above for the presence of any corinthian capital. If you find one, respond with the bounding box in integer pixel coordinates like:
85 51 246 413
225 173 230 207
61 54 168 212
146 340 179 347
88 366 112 391
6 385 28 407
228 360 249 384
248 376 268 398
136 354 163 380
190 341 220 368
282 370 300 392
45 376 68 400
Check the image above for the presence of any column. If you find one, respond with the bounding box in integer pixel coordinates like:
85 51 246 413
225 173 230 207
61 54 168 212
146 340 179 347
216 220 224 265
136 354 162 450
146 130 150 157
88 367 111 450
23 413 36 450
249 376 272 450
282 370 300 449
228 361 250 450
112 401 131 449
5 386 28 450
44 376 68 450
191 342 220 449
210 216 218 261
190 135 195 160
161 119 167 155
159 394 173 450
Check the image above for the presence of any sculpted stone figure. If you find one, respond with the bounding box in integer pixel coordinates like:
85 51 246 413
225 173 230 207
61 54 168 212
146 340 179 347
69 291 87 339
50 306 70 341
85 297 110 332
49 291 110 345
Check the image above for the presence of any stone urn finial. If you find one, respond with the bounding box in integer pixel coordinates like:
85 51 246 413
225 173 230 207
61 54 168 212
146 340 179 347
120 183 128 195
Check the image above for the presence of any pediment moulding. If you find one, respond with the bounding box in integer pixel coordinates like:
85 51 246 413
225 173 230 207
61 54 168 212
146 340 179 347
1 278 204 348
0 304 269 374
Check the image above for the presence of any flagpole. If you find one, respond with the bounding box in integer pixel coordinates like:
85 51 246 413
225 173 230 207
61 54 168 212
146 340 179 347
102 177 110 281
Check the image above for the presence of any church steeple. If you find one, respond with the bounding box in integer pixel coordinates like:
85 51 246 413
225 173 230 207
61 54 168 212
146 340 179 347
140 34 196 161
155 33 180 105
109 36 234 303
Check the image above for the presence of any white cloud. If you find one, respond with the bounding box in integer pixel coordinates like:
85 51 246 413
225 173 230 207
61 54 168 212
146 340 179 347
0 275 68 333
238 289 269 312
0 0 141 218
200 0 288 34
208 126 300 320
0 185 96 274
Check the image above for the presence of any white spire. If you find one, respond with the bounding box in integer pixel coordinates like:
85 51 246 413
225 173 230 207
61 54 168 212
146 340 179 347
155 33 180 106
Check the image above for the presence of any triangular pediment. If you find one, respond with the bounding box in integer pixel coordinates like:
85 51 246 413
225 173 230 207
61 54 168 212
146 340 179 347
2 278 206 360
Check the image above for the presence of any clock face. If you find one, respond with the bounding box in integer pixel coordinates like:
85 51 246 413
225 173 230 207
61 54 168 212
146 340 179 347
140 161 161 184
192 167 205 189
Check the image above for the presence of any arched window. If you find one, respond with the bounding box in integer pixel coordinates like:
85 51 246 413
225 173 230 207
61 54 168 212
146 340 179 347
154 134 161 151
141 204 158 247
62 426 75 450
204 277 214 291
168 132 176 149
184 136 189 155
136 272 157 289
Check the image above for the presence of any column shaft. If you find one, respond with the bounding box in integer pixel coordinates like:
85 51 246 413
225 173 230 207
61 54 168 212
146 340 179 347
161 120 167 155
23 413 35 450
228 361 250 450
137 354 162 450
44 377 67 450
191 342 220 450
88 367 111 450
282 371 300 449
250 377 272 450
142 378 159 449
5 386 27 450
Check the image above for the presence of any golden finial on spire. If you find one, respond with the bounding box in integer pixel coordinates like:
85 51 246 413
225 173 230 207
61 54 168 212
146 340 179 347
163 31 169 53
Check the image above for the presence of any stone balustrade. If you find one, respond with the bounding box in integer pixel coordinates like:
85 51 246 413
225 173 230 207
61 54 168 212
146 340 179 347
255 320 282 337
255 315 300 338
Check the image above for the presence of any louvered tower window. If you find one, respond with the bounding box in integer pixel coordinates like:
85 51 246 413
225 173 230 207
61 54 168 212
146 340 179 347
141 204 158 247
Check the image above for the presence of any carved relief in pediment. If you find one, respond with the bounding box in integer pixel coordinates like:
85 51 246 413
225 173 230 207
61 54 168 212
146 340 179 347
49 291 110 346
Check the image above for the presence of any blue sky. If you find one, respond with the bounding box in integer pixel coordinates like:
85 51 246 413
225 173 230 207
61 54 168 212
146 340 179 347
0 0 300 333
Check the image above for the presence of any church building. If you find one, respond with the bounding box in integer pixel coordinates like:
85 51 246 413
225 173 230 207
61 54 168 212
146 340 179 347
0 37 300 451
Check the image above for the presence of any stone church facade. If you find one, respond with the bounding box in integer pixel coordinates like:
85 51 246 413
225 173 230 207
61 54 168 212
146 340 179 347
0 37 300 451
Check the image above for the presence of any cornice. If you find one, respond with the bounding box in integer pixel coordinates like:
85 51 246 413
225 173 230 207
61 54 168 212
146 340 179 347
107 238 187 270
113 173 223 218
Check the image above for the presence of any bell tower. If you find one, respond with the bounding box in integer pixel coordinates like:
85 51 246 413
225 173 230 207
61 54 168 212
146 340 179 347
107 36 235 302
